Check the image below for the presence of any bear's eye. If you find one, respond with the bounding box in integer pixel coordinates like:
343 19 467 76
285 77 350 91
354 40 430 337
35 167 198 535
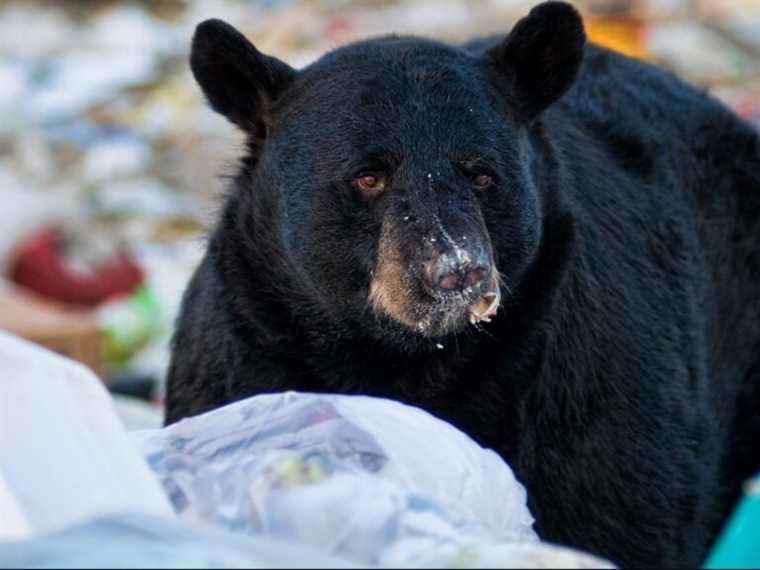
473 173 494 190
353 172 387 196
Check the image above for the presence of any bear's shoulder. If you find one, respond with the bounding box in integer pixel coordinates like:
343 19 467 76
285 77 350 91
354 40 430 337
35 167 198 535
564 44 738 141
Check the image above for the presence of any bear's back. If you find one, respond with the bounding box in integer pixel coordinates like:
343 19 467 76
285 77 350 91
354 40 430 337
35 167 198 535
559 44 760 501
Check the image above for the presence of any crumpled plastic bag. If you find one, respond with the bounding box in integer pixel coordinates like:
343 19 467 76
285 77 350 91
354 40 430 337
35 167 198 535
133 392 612 568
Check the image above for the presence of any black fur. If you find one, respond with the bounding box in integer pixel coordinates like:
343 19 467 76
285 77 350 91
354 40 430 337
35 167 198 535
489 1 585 119
190 18 296 133
167 2 760 566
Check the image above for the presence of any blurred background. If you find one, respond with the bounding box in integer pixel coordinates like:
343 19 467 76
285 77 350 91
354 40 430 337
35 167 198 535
1 0 759 427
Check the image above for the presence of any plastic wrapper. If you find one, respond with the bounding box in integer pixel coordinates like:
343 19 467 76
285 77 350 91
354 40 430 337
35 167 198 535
134 392 612 568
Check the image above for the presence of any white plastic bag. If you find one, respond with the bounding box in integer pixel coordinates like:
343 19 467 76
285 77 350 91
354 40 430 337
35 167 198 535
133 392 548 567
0 330 173 538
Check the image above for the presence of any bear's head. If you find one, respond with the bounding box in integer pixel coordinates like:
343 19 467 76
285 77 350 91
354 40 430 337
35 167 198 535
191 2 585 344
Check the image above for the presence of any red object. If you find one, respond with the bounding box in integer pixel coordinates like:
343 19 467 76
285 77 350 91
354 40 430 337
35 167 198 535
327 17 354 43
9 227 144 308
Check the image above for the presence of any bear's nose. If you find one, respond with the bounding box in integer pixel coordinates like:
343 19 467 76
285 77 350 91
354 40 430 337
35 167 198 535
423 252 490 296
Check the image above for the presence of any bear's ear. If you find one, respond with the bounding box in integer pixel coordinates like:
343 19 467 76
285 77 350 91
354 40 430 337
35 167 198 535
190 19 296 132
488 1 585 120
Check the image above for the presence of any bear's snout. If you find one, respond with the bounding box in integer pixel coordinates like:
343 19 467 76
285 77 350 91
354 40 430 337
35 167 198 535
422 250 491 298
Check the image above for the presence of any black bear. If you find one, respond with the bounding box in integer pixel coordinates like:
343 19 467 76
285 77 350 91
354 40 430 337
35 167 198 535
166 2 760 566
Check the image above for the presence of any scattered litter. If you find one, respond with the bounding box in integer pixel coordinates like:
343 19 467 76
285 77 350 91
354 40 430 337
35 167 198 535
83 137 151 182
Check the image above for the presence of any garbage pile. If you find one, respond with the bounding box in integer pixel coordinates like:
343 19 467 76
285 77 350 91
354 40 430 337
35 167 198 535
0 330 614 568
0 0 759 408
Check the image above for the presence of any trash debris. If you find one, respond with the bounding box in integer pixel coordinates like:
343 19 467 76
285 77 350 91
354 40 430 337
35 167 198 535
704 473 760 569
133 392 612 568
98 285 163 366
9 226 144 308
2 335 612 568
83 136 151 183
